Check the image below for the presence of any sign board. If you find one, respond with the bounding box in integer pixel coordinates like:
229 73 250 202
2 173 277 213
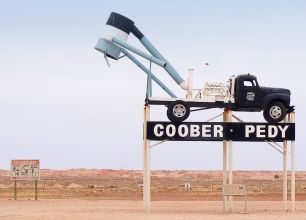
11 160 40 180
223 184 246 196
147 122 295 142
223 184 248 212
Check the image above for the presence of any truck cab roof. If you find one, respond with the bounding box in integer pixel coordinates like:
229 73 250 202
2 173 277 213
235 74 257 82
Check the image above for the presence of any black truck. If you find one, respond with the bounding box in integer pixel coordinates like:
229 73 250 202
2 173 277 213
147 74 292 123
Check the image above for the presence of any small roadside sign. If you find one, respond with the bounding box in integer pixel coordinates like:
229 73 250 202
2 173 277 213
223 184 248 213
11 160 40 180
223 184 246 196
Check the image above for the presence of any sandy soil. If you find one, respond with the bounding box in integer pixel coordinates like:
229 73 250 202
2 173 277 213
0 199 306 220
1 169 306 180
0 170 305 219
1 171 306 200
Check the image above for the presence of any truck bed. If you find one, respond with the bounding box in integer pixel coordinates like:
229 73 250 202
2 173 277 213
146 97 233 109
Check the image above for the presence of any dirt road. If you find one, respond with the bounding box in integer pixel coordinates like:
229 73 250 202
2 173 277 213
0 199 306 220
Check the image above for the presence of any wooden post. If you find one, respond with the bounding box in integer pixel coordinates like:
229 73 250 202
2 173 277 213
283 115 288 210
290 112 296 211
14 180 17 200
143 105 151 213
35 180 38 200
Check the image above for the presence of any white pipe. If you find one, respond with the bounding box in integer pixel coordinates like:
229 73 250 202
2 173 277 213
187 69 194 99
112 37 166 67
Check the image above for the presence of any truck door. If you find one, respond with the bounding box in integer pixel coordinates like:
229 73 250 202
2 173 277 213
237 78 260 108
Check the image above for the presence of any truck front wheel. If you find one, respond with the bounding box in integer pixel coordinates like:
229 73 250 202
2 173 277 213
263 101 287 123
167 101 190 123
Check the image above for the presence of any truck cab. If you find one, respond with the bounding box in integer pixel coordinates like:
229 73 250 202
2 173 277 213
234 74 261 110
234 74 291 123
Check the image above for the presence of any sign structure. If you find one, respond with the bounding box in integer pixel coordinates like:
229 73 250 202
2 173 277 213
223 184 247 196
223 184 248 212
147 122 295 142
11 160 40 180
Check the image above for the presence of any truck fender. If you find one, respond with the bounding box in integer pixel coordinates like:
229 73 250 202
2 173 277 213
262 93 290 110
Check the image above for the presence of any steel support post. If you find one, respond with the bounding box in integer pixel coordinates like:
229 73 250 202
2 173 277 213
223 109 233 212
143 105 151 212
290 112 296 211
227 109 233 211
283 115 288 210
222 124 228 212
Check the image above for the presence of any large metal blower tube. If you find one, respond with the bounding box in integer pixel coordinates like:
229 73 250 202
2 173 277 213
95 12 188 90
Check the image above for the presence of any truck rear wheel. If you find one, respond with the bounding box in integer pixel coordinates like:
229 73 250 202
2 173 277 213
263 101 287 123
167 101 190 123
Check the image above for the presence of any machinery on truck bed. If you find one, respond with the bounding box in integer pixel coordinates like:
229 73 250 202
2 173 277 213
95 12 293 123
149 74 291 123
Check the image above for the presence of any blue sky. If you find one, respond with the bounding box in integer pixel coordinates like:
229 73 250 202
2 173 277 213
0 0 305 170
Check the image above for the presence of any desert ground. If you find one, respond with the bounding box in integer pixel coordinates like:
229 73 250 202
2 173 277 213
0 169 306 219
1 199 306 220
